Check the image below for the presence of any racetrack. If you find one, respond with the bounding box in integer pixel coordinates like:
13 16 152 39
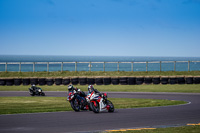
0 91 200 133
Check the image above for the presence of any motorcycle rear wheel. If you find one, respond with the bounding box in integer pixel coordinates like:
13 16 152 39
90 101 99 113
29 91 35 96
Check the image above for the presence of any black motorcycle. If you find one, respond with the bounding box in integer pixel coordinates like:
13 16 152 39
29 86 45 96
67 92 92 112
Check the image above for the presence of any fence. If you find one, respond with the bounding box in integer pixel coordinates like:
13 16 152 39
0 61 200 72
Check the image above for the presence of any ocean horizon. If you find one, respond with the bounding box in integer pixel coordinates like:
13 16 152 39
1 55 200 62
0 55 200 72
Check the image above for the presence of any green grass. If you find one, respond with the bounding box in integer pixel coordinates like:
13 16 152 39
0 97 186 114
111 98 186 109
106 125 200 133
0 71 200 77
1 84 200 93
0 97 70 114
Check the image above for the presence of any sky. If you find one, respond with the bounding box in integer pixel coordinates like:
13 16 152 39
0 0 200 57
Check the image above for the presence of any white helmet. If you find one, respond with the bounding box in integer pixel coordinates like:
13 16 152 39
68 84 74 91
88 85 94 93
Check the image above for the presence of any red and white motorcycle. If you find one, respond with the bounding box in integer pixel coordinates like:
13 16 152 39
86 91 114 113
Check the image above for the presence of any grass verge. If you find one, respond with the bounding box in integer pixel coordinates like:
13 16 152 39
0 97 186 114
105 125 200 133
1 84 200 93
0 71 200 77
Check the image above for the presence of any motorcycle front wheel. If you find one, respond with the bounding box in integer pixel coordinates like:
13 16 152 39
70 99 80 112
107 100 114 112
90 101 99 113
41 92 45 96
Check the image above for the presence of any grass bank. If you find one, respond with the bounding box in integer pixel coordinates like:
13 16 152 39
105 125 200 133
1 84 200 93
0 97 186 114
1 71 200 77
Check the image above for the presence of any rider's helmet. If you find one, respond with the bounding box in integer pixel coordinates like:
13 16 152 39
32 84 35 87
68 84 74 91
88 85 94 93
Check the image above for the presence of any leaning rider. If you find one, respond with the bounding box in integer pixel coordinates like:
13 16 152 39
68 84 86 100
68 84 86 97
87 85 106 101
88 85 100 94
31 84 37 92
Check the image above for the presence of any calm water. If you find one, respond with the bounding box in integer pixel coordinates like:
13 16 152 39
0 55 200 72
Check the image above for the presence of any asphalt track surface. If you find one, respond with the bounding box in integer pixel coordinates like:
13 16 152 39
0 91 200 133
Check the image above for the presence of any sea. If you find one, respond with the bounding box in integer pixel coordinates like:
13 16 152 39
0 55 200 72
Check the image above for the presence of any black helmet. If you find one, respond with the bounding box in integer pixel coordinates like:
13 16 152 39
68 84 74 91
88 85 94 93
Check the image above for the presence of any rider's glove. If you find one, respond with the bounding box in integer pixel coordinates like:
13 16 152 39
86 97 90 102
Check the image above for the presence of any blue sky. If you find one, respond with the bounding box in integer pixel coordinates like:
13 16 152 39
0 0 200 57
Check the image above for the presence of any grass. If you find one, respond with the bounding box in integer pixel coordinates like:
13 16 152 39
0 71 200 77
0 97 186 114
0 97 69 114
111 98 186 109
1 84 200 93
105 125 200 133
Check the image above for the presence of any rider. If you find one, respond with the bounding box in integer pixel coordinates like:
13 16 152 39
68 84 86 97
68 84 87 109
88 85 100 94
30 84 37 92
30 84 41 95
87 85 106 101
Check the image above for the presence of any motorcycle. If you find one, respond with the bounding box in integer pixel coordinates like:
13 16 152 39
29 87 45 96
67 92 91 112
87 92 114 113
